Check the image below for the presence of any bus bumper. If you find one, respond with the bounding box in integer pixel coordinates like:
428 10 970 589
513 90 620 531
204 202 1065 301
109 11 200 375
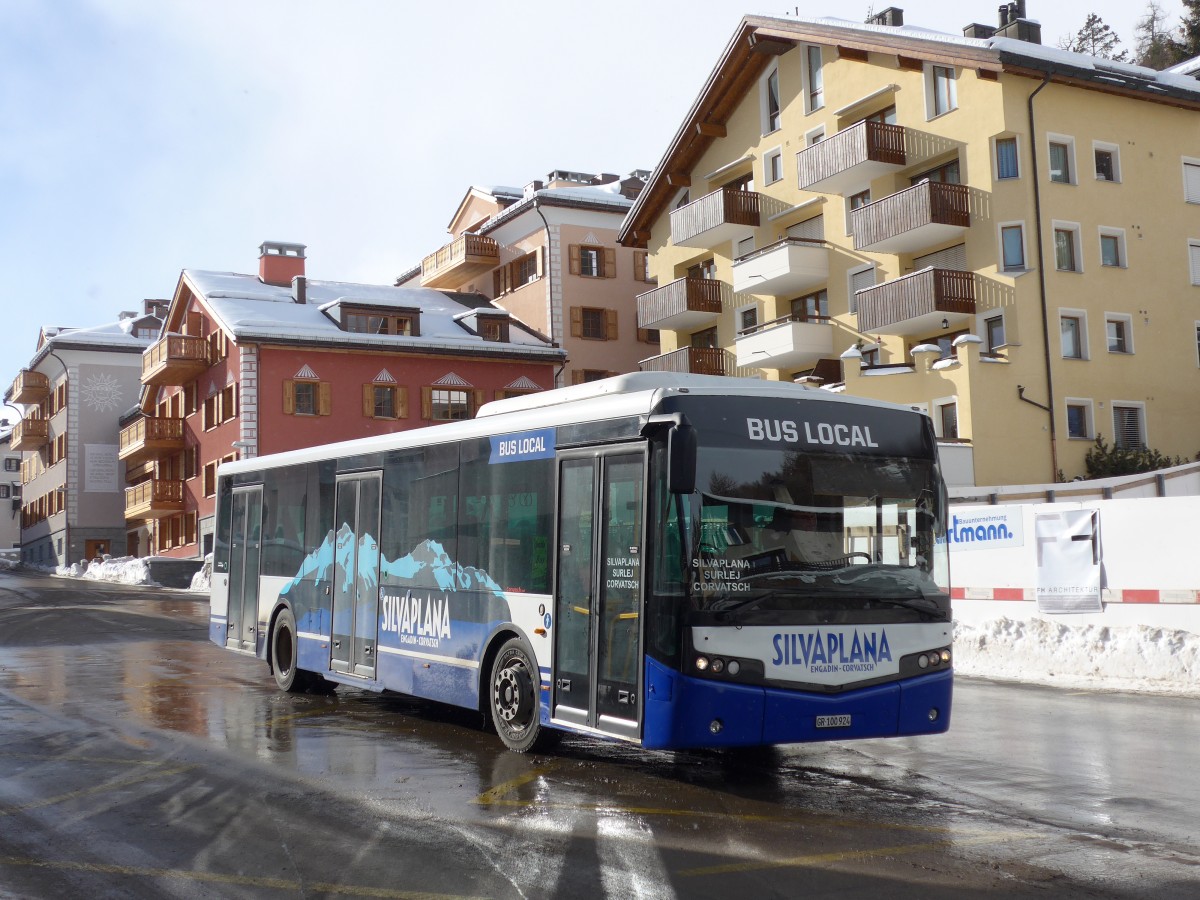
643 657 953 750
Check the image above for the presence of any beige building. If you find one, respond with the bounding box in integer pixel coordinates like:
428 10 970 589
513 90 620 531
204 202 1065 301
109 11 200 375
400 170 660 386
619 6 1200 486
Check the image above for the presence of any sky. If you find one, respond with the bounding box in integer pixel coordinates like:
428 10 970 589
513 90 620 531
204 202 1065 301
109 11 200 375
0 0 1187 394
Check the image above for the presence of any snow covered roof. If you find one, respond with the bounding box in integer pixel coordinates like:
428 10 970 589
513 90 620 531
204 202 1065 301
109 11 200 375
182 270 562 359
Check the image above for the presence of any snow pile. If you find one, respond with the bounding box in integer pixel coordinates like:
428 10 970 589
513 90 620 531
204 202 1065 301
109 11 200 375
954 617 1200 697
190 554 212 592
55 555 159 586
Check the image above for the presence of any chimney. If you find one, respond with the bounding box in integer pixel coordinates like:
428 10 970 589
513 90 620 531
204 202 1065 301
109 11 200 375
866 7 904 27
258 241 306 286
589 173 620 186
292 275 307 305
523 180 544 199
996 1 1041 44
143 298 169 318
118 310 137 320
963 22 997 38
998 4 1009 27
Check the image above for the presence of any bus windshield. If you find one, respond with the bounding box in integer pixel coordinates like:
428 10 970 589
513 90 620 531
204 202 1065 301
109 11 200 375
656 444 949 623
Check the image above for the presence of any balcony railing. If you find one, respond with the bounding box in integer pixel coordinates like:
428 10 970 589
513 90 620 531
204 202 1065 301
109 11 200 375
419 234 500 289
852 181 970 253
636 277 729 331
670 188 761 249
796 120 907 194
735 314 834 371
118 416 185 464
124 478 185 520
9 369 49 404
732 238 828 296
10 417 49 451
638 346 730 377
856 268 976 336
142 335 210 387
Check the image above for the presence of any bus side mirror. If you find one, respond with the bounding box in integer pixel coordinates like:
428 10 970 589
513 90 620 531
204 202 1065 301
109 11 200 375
668 421 697 494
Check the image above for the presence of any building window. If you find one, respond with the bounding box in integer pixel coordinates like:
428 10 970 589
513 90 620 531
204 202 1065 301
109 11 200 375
1184 160 1200 203
478 317 509 342
512 252 539 288
984 314 1005 353
848 265 875 314
764 65 781 132
736 236 755 258
791 289 828 321
910 159 960 185
569 244 613 278
938 402 959 439
572 307 616 341
284 379 329 416
691 327 718 350
995 136 1019 179
1195 323 1200 366
848 189 870 210
929 65 957 117
633 251 652 283
1066 402 1092 439
1094 143 1120 182
4 458 18 472
430 389 471 421
203 461 217 497
764 147 784 185
687 258 716 280
364 384 406 420
638 328 660 344
1099 229 1125 268
1189 240 1200 285
1060 314 1086 359
1054 225 1081 272
1048 138 1074 184
344 308 418 335
1112 404 1145 449
1106 315 1133 354
738 304 758 333
805 46 823 113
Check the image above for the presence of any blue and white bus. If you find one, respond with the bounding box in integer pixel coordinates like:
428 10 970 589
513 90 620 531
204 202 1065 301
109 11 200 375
210 373 952 752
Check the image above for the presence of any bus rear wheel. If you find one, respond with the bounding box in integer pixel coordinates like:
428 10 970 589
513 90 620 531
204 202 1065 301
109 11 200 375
271 607 314 694
490 638 554 753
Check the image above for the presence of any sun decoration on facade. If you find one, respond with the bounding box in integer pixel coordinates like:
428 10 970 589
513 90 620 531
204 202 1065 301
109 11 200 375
79 373 124 412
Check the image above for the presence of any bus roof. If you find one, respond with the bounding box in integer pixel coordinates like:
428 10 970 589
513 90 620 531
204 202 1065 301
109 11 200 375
217 373 926 477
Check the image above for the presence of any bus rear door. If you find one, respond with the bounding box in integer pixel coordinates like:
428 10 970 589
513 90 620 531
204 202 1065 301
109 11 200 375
226 485 262 653
552 446 645 741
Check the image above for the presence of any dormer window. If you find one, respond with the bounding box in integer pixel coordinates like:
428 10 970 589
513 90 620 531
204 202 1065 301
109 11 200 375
336 303 421 336
479 318 509 342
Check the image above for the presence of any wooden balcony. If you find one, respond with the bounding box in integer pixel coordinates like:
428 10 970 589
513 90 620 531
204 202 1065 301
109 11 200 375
142 335 210 387
732 238 828 296
9 369 49 404
796 120 907 195
735 314 833 371
10 417 48 451
856 268 976 336
419 234 500 289
639 346 730 377
118 416 184 465
670 188 760 250
125 478 185 521
637 277 729 331
852 181 970 253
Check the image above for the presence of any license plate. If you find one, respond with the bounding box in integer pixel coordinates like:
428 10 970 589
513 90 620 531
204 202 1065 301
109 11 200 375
815 714 852 729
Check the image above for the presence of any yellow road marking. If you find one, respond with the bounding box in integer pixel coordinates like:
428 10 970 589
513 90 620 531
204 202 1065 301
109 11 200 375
474 760 562 806
678 831 1039 877
0 764 196 816
0 856 484 899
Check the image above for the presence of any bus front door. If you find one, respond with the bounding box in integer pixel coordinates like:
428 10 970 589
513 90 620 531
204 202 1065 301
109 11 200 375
226 485 262 653
553 447 645 741
330 472 382 679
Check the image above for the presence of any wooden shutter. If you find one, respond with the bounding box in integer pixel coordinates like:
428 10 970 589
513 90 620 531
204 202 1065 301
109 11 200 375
604 309 618 340
362 384 375 417
397 386 409 419
186 311 202 336
493 268 505 296
604 247 616 278
471 390 486 416
570 307 583 338
318 382 331 416
568 244 581 275
571 369 586 385
420 387 433 420
283 380 295 415
536 246 545 277
633 250 647 282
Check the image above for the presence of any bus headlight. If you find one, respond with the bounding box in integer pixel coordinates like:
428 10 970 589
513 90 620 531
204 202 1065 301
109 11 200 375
940 650 952 665
710 658 725 674
695 656 710 671
726 660 741 676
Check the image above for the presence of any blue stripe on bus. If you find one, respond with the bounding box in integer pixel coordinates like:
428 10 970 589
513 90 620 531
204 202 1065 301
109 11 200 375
642 656 952 749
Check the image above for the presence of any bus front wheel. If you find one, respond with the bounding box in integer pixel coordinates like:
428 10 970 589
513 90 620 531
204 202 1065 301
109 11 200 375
489 638 553 753
271 607 313 694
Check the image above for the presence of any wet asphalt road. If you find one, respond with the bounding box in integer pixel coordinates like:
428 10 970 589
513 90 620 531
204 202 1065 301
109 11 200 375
0 569 1197 899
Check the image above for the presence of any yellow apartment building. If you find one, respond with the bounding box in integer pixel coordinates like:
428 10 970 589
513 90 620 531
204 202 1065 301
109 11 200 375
618 6 1200 486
